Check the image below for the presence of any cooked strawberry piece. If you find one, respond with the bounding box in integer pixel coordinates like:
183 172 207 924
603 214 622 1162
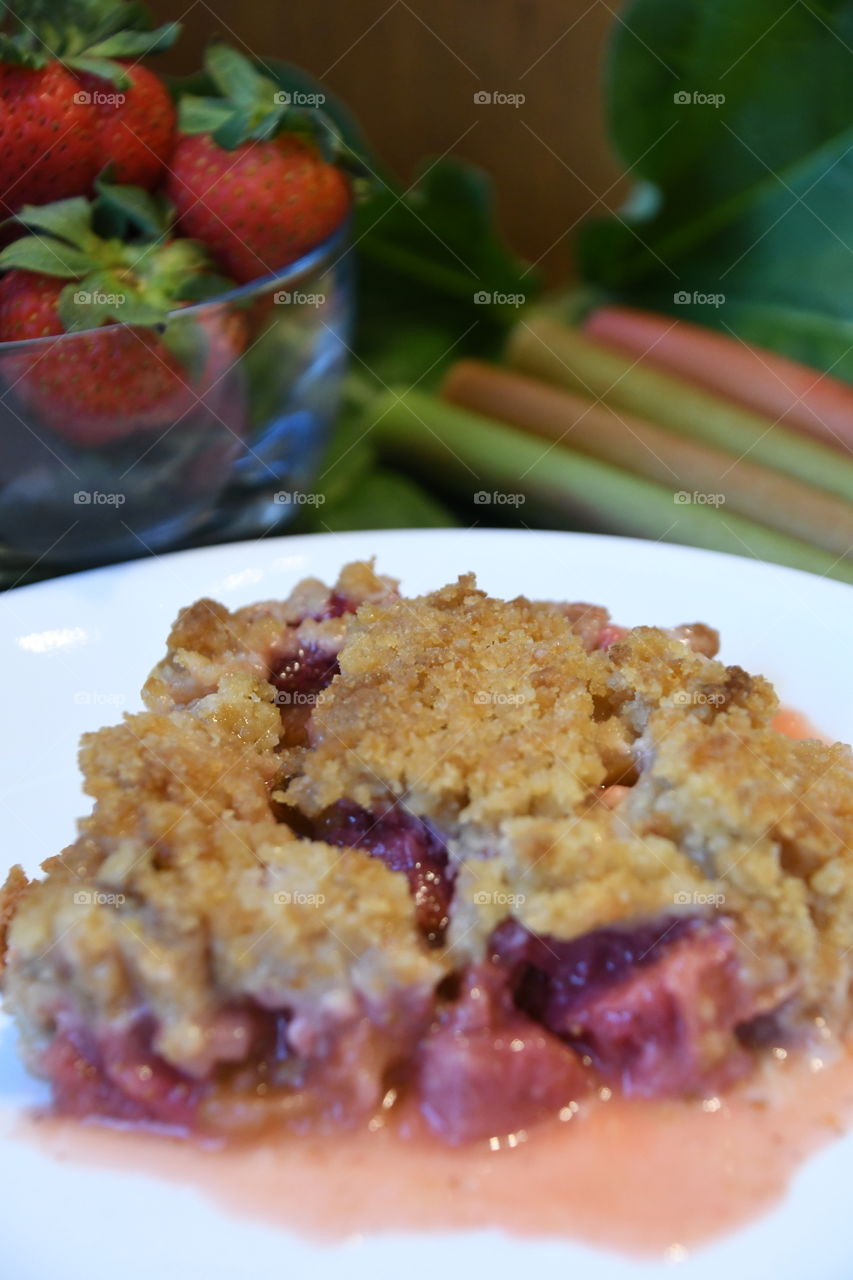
317 801 454 945
493 915 697 1000
315 592 359 621
41 1020 203 1128
270 643 341 701
494 916 759 1097
596 623 629 648
418 963 590 1143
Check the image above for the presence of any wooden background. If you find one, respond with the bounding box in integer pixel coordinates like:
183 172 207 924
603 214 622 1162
149 0 625 280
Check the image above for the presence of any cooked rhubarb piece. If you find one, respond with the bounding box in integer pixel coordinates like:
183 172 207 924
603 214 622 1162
2 561 852 1143
417 962 591 1143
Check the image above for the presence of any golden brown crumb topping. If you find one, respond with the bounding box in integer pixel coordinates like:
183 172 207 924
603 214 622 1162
2 559 853 1118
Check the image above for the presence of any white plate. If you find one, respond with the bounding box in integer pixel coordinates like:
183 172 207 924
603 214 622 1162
1 528 852 1280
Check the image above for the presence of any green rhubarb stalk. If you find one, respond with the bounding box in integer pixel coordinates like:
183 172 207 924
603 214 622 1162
583 304 853 454
369 387 853 585
508 313 853 506
441 359 853 556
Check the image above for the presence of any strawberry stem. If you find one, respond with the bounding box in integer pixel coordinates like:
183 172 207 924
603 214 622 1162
3 0 180 84
0 187 230 332
177 43 344 158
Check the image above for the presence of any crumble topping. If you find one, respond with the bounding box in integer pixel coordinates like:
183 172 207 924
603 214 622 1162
2 559 852 1141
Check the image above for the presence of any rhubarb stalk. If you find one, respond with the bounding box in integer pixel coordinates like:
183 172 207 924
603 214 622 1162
369 387 853 584
584 305 853 455
441 360 853 556
508 313 853 507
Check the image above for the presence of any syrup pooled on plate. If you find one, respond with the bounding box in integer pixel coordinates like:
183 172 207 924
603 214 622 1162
14 1038 853 1259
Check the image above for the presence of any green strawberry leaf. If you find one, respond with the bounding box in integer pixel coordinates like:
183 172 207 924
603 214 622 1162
1 188 225 332
173 46 345 155
212 107 262 151
13 198 97 252
58 271 167 331
177 95 234 136
93 175 174 241
205 43 266 107
62 54 132 86
16 0 180 67
82 21 181 59
254 58 381 171
177 272 234 302
0 33 47 67
124 243 207 313
244 107 291 143
135 238 209 279
79 0 156 39
0 236 94 278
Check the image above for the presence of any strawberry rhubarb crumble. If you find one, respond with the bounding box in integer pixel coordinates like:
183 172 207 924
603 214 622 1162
2 561 852 1144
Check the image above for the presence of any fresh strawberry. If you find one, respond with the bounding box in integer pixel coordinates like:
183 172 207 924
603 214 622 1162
73 61 176 190
167 46 351 284
0 62 100 219
2 280 247 448
1 279 200 446
0 1 180 217
0 267 68 340
0 190 243 447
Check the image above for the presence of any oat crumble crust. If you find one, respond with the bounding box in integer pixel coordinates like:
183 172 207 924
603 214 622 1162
285 577 853 1021
2 559 853 1131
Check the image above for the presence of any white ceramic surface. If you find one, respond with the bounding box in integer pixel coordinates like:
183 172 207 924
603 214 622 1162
1 529 852 1280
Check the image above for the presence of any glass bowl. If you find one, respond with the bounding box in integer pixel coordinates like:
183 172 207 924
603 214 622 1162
0 222 352 570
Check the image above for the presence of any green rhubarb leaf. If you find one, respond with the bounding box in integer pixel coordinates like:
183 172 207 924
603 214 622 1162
356 159 534 311
579 0 853 380
352 158 539 391
302 469 456 533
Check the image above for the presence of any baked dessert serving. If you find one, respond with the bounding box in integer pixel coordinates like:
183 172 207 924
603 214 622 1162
2 561 852 1143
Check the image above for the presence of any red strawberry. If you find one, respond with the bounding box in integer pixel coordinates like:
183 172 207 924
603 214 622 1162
0 63 100 219
1 277 197 446
74 62 176 191
0 3 180 217
1 271 246 448
0 193 244 447
167 46 351 284
167 132 350 284
0 268 67 340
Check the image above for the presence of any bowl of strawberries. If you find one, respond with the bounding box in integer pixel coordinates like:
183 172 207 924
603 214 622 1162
0 5 353 567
